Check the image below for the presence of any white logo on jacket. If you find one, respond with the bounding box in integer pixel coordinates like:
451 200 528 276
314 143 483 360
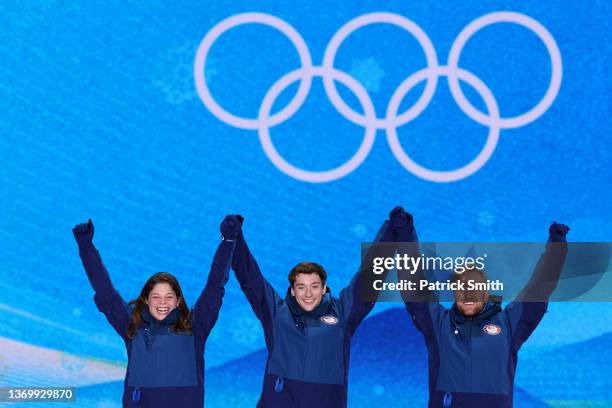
482 324 502 335
320 315 339 325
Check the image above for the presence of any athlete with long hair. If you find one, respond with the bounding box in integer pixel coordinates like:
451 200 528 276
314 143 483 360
73 216 241 407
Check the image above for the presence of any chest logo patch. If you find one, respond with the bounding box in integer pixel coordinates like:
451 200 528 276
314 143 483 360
320 315 339 325
483 324 502 335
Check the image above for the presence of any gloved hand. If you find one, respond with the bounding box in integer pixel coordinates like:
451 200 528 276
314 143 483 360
221 215 244 240
73 219 94 245
549 222 570 242
389 206 414 232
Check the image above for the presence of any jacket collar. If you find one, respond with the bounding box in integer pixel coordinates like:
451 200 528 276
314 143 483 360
140 305 180 327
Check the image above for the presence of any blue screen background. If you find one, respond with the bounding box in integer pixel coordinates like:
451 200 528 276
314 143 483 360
1 1 610 406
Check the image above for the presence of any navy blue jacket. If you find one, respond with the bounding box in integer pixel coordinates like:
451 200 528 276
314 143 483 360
401 234 568 407
76 238 234 407
232 221 394 408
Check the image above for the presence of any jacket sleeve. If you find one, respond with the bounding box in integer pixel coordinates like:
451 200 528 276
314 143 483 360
232 232 282 346
505 240 568 350
395 225 445 338
192 239 236 340
76 241 130 340
339 220 395 336
405 302 446 339
402 262 446 339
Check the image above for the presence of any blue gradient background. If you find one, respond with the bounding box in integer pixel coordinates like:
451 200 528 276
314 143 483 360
0 1 610 407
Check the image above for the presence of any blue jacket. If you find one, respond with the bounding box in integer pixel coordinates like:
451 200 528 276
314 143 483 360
401 235 567 407
232 221 394 408
76 239 234 407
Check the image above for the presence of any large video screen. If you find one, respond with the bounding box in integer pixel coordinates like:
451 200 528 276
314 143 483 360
1 1 610 406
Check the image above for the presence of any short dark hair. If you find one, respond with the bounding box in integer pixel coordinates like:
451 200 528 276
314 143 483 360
288 262 327 287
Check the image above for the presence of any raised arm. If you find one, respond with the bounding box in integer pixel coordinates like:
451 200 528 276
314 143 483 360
73 220 130 339
515 222 569 302
394 210 445 338
396 212 436 303
230 216 281 347
339 206 407 335
191 216 238 340
505 222 569 350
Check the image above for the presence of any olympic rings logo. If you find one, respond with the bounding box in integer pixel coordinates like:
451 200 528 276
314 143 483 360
194 12 562 183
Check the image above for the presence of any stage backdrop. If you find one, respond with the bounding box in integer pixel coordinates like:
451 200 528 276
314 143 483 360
1 1 610 407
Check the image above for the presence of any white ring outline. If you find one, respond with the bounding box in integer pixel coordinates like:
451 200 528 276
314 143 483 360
322 12 439 129
194 11 562 183
447 11 562 129
258 66 377 183
386 66 500 182
194 13 313 130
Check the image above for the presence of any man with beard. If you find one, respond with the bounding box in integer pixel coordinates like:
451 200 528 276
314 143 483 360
396 212 569 408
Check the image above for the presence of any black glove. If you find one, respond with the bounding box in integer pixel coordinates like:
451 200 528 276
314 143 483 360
73 219 94 245
389 206 414 232
549 222 570 242
221 215 244 240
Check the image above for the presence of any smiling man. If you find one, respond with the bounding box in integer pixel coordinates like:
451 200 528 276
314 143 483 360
225 207 413 408
452 267 491 317
395 211 570 408
288 262 328 313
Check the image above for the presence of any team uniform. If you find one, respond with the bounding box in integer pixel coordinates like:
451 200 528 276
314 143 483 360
231 221 395 408
75 235 235 407
400 228 567 407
